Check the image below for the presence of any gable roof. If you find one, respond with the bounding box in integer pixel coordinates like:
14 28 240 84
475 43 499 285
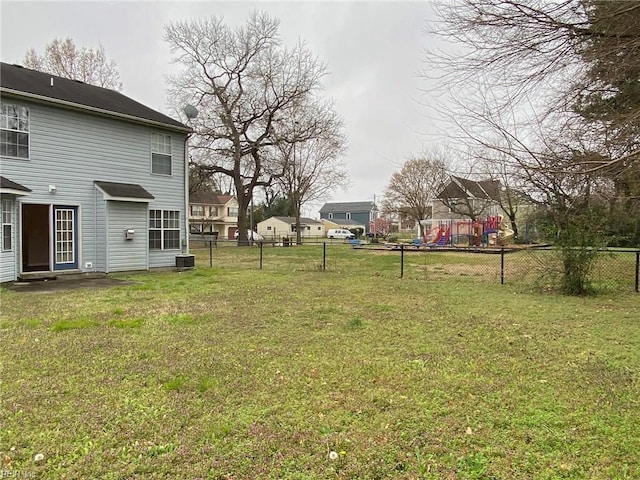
189 191 235 205
0 62 189 133
0 176 31 195
437 176 501 201
319 201 376 213
94 181 154 203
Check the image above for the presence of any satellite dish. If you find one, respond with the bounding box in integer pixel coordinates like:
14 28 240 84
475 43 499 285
183 104 199 120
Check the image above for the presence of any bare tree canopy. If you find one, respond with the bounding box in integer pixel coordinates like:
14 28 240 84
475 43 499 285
165 11 329 245
425 0 640 253
23 38 123 90
275 100 348 243
427 0 640 176
382 155 449 237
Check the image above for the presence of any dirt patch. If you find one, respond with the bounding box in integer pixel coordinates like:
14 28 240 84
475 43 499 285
4 275 139 294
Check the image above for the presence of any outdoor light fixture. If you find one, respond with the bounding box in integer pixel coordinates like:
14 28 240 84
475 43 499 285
48 185 57 193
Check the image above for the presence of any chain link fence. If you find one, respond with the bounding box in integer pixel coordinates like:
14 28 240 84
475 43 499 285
189 240 640 293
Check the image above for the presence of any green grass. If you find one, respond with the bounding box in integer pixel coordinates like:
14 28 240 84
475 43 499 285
1 248 639 479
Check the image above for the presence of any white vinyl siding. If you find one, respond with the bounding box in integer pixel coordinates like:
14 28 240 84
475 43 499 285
0 99 186 276
107 202 148 272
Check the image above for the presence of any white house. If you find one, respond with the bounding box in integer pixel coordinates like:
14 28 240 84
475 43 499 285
0 63 191 282
257 216 325 240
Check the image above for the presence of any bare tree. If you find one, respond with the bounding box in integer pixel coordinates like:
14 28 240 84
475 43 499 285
24 38 122 90
275 101 348 243
165 12 327 245
424 0 640 292
382 155 449 238
425 0 640 176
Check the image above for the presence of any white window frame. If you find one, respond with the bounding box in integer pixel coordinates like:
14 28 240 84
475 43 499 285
151 133 172 176
0 103 30 159
149 209 180 250
2 199 13 251
191 205 204 217
55 208 75 264
346 212 351 220
328 213 333 219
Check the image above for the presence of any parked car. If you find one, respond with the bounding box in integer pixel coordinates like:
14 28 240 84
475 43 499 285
234 230 264 241
327 228 355 239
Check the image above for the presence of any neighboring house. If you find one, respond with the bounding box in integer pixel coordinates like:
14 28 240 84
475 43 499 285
320 218 365 234
257 216 324 239
0 63 191 282
189 191 238 239
432 176 501 220
319 201 378 234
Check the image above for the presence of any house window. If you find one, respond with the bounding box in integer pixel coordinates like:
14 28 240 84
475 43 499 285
151 133 172 175
149 209 180 250
0 104 29 159
191 205 204 216
267 226 272 230
227 207 238 217
346 212 351 220
2 199 13 251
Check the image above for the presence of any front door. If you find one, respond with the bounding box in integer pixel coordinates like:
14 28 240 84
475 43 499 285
53 206 78 271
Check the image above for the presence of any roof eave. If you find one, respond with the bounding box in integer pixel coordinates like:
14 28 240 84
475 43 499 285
0 87 192 134
0 188 31 196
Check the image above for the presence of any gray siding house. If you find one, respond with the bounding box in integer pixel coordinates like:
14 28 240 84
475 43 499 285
0 63 191 282
319 201 378 234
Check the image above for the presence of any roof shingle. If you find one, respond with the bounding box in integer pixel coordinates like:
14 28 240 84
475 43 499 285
1 63 188 132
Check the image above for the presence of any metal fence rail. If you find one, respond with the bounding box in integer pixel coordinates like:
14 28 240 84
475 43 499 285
189 242 640 293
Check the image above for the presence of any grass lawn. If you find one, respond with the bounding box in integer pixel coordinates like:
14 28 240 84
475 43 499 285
1 246 639 479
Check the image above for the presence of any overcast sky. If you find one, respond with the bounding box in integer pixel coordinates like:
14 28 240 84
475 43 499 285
1 1 447 217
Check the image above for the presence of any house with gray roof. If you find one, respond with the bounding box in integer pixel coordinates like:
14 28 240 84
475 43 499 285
0 62 191 282
433 176 501 220
319 201 378 234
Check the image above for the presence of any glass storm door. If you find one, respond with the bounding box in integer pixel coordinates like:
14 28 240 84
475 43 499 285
53 206 78 271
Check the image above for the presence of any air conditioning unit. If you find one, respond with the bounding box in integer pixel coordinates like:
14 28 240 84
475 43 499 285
175 254 195 270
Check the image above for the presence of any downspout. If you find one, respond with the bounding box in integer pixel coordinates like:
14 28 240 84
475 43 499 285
94 188 98 272
184 132 192 254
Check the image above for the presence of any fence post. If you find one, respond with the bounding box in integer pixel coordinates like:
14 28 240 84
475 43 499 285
501 247 505 285
400 243 404 278
259 242 263 270
636 250 640 293
209 240 213 268
323 242 326 271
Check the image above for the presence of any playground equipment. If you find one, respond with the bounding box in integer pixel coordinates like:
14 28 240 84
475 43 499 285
422 215 514 247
